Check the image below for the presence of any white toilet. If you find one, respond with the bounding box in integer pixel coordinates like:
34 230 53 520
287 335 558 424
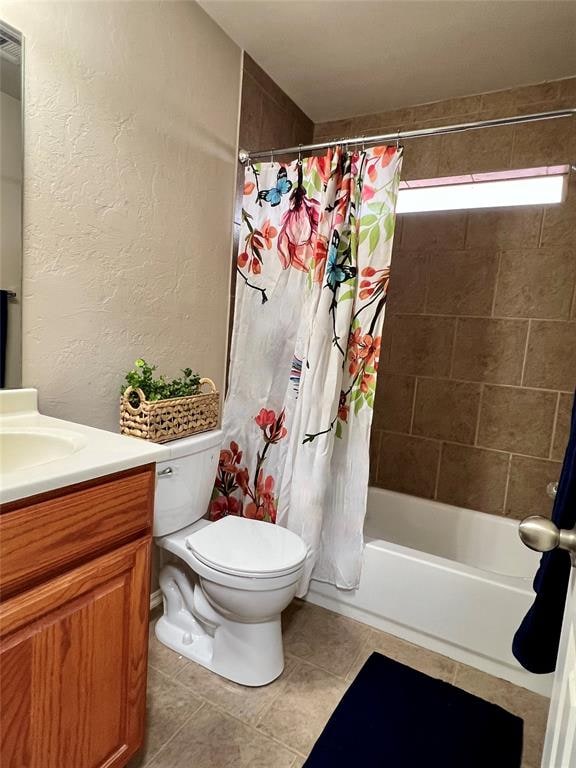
153 429 307 686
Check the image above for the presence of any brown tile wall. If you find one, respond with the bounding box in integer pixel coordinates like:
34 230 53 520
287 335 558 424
236 54 314 225
315 77 576 519
227 55 314 380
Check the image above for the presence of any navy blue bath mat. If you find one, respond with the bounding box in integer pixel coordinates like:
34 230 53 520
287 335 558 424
303 652 523 768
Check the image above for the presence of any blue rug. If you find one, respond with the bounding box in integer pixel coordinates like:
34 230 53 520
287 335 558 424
303 652 523 767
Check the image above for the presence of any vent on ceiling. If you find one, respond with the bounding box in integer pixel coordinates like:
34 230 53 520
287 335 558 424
0 31 21 64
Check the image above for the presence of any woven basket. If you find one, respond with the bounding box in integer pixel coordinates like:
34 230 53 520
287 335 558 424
120 378 219 443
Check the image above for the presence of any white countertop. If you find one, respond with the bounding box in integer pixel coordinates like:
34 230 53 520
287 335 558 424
0 389 170 504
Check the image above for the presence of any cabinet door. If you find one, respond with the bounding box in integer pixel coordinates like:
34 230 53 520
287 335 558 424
0 537 151 768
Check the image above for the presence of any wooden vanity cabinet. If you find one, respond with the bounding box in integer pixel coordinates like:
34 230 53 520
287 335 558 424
0 464 155 768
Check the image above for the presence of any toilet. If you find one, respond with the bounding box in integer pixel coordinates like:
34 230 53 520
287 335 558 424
153 429 307 687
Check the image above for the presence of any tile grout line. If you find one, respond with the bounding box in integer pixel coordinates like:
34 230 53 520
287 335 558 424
168 671 306 761
519 318 532 387
462 211 471 249
548 392 561 461
384 370 572 395
251 658 304 731
148 655 302 749
150 645 348 759
369 428 381 485
341 641 369 687
148 689 306 767
408 377 419 434
422 252 431 313
215 682 321 759
140 703 207 768
448 318 459 378
569 275 576 322
490 252 502 318
281 647 367 683
501 453 514 517
433 441 443 500
375 428 563 464
473 383 485 446
389 310 574 323
508 123 518 170
536 206 546 249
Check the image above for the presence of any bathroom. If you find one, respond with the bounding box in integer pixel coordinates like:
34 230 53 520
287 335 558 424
0 1 575 766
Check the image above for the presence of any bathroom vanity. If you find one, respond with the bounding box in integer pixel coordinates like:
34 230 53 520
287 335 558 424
0 390 166 768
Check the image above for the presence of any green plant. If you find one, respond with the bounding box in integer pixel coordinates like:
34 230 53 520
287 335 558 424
122 359 201 407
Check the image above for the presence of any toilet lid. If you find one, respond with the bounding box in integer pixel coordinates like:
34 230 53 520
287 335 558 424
185 516 307 578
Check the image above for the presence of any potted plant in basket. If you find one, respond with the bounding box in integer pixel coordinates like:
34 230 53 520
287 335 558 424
120 359 219 443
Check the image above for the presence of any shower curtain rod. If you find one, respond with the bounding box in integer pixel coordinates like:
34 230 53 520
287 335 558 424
238 107 576 164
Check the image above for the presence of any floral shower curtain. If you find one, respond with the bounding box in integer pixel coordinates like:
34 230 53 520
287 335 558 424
211 146 402 593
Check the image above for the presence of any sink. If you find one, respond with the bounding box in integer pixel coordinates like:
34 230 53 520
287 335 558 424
0 427 87 473
0 388 166 504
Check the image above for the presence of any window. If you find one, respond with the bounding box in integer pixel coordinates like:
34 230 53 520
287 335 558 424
396 165 569 214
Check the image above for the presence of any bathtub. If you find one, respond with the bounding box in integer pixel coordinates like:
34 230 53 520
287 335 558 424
305 487 553 696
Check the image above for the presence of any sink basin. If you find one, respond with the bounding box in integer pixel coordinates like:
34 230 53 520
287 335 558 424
0 427 87 473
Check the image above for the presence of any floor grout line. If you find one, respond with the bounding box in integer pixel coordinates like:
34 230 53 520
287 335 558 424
152 672 305 762
251 657 304 730
140 704 207 768
199 696 306 758
148 642 316 758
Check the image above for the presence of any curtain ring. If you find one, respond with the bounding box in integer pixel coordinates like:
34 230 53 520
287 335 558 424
395 129 401 150
270 149 274 165
297 143 302 166
361 135 366 152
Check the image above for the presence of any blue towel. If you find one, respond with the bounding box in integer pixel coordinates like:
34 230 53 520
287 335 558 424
513 391 576 673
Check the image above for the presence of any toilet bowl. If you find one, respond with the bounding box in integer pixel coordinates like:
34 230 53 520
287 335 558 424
153 430 307 686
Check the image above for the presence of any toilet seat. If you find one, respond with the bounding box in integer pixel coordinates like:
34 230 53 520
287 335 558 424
185 515 307 579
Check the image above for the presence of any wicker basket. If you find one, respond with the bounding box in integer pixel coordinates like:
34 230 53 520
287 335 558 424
120 378 219 443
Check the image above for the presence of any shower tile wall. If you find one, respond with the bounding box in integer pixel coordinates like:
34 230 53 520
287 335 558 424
235 54 313 222
315 76 576 519
228 55 313 368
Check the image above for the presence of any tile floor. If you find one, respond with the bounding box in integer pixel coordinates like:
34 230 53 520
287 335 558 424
129 600 549 768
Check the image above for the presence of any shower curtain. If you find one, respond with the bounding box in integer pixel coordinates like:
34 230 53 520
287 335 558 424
212 146 402 593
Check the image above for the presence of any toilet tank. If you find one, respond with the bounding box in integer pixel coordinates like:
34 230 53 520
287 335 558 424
154 429 224 537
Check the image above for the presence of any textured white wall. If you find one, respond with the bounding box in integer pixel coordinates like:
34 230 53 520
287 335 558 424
1 1 241 431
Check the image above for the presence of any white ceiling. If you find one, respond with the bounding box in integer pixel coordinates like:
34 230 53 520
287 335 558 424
199 0 576 122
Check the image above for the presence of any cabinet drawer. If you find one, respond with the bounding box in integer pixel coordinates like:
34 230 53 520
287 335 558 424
0 465 154 599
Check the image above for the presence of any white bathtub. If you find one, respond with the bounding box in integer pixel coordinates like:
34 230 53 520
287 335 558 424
305 487 553 696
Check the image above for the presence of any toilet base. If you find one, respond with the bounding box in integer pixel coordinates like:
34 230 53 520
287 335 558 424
155 562 288 688
155 612 285 687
